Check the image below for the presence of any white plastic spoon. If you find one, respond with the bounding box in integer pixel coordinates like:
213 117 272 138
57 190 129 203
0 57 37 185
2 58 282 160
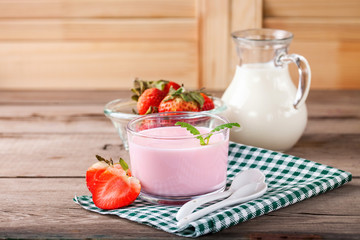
177 181 267 229
176 169 265 221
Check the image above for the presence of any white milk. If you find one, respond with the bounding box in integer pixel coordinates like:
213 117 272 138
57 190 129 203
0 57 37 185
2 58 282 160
222 63 307 151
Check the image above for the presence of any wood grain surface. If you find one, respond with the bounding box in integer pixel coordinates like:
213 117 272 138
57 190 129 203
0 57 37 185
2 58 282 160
0 90 359 239
264 0 360 18
1 0 359 90
0 41 198 90
1 178 358 239
0 0 195 18
0 19 197 41
0 0 198 90
263 0 360 90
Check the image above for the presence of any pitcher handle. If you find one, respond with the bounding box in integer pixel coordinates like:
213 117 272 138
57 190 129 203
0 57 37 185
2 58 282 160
276 52 311 109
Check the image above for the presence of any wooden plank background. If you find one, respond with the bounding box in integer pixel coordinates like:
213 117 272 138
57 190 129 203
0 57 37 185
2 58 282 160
0 41 198 89
0 0 199 90
263 0 360 90
0 0 359 90
0 0 196 18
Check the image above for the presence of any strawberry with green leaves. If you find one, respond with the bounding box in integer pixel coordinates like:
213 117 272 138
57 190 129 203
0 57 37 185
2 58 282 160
199 92 215 111
159 81 181 95
86 155 132 193
86 155 141 210
131 79 181 101
158 87 204 112
137 88 166 115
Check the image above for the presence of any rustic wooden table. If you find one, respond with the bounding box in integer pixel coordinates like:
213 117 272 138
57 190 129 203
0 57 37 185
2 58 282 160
0 90 359 239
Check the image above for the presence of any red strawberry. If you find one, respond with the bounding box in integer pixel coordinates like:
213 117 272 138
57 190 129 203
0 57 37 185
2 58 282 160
153 80 181 95
131 79 154 102
158 97 199 112
86 160 109 193
131 79 181 101
92 167 140 210
163 81 181 95
158 87 202 112
86 155 132 193
137 88 166 115
86 155 140 209
200 93 215 111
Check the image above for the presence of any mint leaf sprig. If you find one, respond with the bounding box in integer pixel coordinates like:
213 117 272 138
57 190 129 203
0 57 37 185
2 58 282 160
175 121 240 146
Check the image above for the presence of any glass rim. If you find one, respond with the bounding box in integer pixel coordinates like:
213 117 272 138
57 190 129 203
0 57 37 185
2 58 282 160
104 97 227 121
232 28 293 44
126 111 229 140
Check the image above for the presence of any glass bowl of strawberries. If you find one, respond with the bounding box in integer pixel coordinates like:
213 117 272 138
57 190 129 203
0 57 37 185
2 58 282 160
104 80 227 150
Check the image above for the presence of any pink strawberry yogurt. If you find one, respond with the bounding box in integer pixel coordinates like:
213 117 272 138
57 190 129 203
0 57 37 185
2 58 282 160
127 126 229 198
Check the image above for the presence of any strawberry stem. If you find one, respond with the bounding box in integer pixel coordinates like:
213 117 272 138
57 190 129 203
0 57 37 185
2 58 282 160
119 158 129 171
95 155 113 166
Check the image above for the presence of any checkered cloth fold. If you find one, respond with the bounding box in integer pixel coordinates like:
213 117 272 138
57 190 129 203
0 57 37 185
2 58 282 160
74 142 352 238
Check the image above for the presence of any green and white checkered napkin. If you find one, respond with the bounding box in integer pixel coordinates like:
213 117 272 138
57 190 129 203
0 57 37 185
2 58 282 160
74 142 352 238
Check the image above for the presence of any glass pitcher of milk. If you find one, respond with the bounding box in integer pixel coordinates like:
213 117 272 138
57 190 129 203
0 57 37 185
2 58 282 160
222 29 311 151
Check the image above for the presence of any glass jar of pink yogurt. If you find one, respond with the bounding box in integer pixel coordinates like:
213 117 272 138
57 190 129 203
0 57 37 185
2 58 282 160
127 112 230 205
